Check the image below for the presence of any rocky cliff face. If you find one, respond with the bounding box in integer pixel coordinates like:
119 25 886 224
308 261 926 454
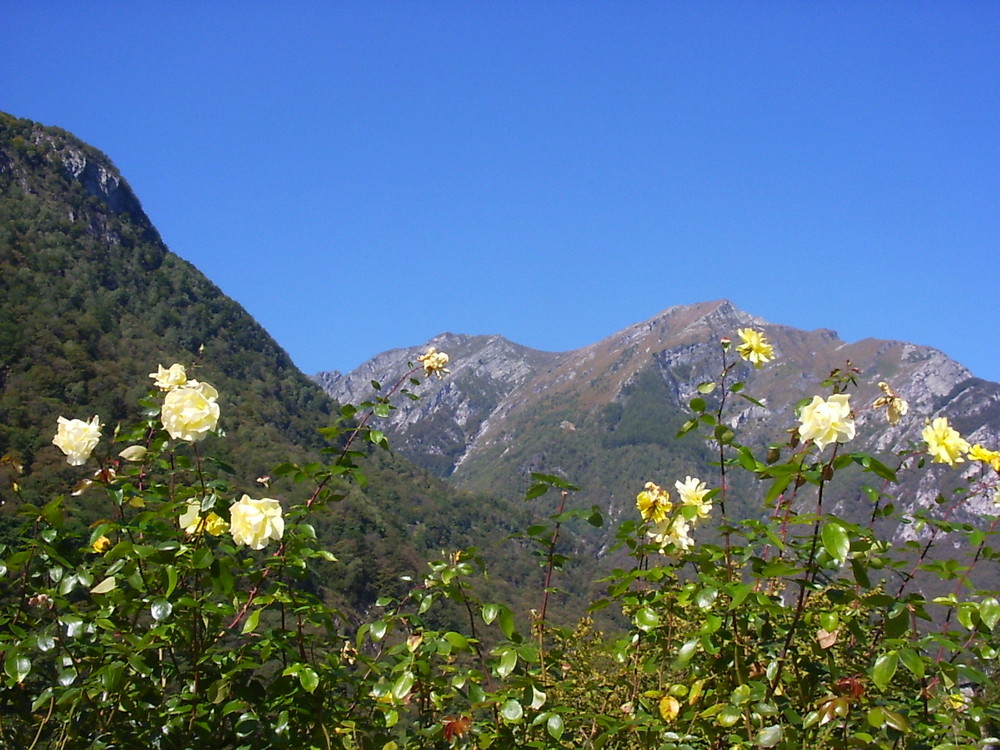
315 300 1000 538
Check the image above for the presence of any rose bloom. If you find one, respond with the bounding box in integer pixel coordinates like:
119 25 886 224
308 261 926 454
968 444 1000 472
417 347 450 378
179 501 229 536
149 363 188 391
675 476 712 521
735 328 774 369
91 535 111 553
923 417 970 467
161 381 220 442
229 494 284 550
53 415 102 466
798 394 855 451
873 381 909 425
636 481 672 523
648 516 694 554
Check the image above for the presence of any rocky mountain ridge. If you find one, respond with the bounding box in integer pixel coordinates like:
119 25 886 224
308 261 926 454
315 300 1000 532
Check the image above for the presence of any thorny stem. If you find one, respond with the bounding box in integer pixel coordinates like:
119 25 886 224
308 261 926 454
536 489 569 681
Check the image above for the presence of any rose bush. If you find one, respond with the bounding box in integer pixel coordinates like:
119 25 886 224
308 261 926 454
1 341 998 749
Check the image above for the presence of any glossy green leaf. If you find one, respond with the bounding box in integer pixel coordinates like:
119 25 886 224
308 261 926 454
871 651 898 691
822 521 850 562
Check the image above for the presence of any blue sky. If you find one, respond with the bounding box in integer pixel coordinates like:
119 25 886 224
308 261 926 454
6 3 1000 381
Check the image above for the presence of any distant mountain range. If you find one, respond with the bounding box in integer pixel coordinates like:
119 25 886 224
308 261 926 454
315 300 1000 541
5 110 997 621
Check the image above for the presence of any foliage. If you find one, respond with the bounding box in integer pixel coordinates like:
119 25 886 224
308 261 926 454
1 330 999 749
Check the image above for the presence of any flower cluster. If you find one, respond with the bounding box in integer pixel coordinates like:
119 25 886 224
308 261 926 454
735 328 774 369
636 476 713 554
417 347 450 378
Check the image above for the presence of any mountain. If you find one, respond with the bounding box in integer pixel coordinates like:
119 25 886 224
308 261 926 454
0 113 542 618
315 300 1000 540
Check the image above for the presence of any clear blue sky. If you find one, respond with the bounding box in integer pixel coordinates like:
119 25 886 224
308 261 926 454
5 3 1000 381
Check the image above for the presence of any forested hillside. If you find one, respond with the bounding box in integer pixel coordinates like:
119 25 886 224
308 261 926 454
0 113 539 617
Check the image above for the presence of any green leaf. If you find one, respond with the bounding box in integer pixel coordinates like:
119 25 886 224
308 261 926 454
546 713 565 740
497 649 517 678
482 603 500 625
756 724 782 748
695 586 718 610
497 605 516 639
689 397 706 413
822 522 850 562
871 651 898 691
635 607 660 632
242 608 261 635
391 671 414 702
897 647 925 679
697 381 717 394
150 598 172 622
91 576 116 594
500 699 523 723
298 666 319 694
4 652 30 683
979 597 1000 630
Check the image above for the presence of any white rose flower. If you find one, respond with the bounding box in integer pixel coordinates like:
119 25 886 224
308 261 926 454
229 494 284 550
798 394 855 451
53 415 102 466
160 381 220 442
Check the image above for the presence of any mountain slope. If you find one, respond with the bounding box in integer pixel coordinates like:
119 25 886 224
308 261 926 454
0 113 543 618
316 300 1000 539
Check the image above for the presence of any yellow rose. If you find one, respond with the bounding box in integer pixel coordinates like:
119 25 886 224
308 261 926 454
179 501 229 536
53 415 102 466
735 328 774 368
798 394 855 451
636 481 671 523
149 363 188 391
91 535 111 553
160 381 220 442
229 494 284 550
417 347 450 378
922 417 970 467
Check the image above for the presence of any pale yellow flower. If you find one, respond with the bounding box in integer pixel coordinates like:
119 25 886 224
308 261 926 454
872 382 909 426
91 535 111 553
161 380 220 442
675 476 712 521
648 515 694 554
659 695 681 722
636 481 672 523
417 347 450 378
53 415 102 466
968 444 1000 472
229 494 284 550
922 417 970 467
179 501 229 536
149 363 188 391
735 328 774 368
798 394 855 451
